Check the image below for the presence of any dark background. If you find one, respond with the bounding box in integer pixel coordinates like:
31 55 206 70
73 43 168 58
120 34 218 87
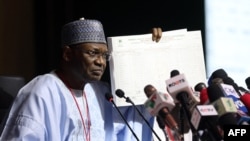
34 0 205 83
0 0 205 83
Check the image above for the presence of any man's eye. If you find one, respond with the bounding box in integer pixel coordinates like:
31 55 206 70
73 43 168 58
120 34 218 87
88 51 98 56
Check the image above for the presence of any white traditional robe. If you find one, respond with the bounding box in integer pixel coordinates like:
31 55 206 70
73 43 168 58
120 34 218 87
0 71 155 141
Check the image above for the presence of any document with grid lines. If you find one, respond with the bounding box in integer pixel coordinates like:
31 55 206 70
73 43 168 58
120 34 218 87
107 29 207 107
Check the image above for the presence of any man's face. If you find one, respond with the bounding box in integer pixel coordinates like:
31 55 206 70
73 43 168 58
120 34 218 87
68 43 109 82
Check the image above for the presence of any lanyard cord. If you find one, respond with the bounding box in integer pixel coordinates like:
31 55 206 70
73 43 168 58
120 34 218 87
166 126 175 141
56 72 91 141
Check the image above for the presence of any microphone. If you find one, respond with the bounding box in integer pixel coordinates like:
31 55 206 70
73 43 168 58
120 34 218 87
228 77 250 123
208 68 228 86
170 69 180 78
115 89 162 141
245 77 250 90
168 69 194 136
208 69 249 113
217 81 248 114
193 82 225 140
209 68 249 95
223 76 250 96
165 73 200 117
208 82 250 126
143 84 183 140
222 76 250 117
240 93 250 112
105 93 140 141
194 82 209 105
190 104 223 141
223 77 243 96
206 84 238 126
166 69 180 94
190 105 217 130
156 116 169 141
238 93 250 124
165 72 202 140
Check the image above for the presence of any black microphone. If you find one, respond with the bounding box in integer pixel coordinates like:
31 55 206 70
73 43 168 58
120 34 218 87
209 69 249 95
219 77 249 114
156 116 169 141
105 93 140 141
166 69 180 94
245 77 250 90
208 68 228 86
208 78 250 126
190 104 223 141
193 82 225 140
115 89 162 141
223 76 250 96
165 71 201 141
206 84 238 126
170 69 180 78
208 69 249 115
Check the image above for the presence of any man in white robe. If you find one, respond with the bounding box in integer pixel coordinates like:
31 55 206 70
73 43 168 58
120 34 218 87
0 18 160 141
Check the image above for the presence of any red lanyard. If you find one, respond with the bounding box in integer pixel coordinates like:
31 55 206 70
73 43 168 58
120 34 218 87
70 89 91 141
166 126 175 141
56 72 91 141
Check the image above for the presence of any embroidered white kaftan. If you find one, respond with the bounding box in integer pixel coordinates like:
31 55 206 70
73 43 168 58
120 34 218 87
0 71 154 141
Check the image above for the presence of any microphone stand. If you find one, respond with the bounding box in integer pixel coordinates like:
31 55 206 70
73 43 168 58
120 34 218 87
177 92 201 141
125 97 162 141
111 99 140 141
106 93 140 141
156 116 169 141
180 106 185 136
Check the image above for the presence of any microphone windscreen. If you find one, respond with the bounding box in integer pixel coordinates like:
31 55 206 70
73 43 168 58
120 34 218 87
223 77 235 84
170 70 180 78
208 68 228 85
240 94 250 111
207 84 224 102
245 77 250 89
144 84 157 98
194 82 206 92
105 93 113 102
211 69 228 79
199 88 209 105
115 89 125 98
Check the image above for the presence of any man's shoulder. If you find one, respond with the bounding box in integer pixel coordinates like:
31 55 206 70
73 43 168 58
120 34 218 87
11 73 63 104
21 73 61 92
29 73 59 85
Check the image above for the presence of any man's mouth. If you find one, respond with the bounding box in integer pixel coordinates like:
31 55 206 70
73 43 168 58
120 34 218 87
92 69 103 76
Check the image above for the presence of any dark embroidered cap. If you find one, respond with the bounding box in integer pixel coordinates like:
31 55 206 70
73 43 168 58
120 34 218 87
61 17 106 46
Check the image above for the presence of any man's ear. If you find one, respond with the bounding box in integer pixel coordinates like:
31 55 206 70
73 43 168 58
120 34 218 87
62 46 73 62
